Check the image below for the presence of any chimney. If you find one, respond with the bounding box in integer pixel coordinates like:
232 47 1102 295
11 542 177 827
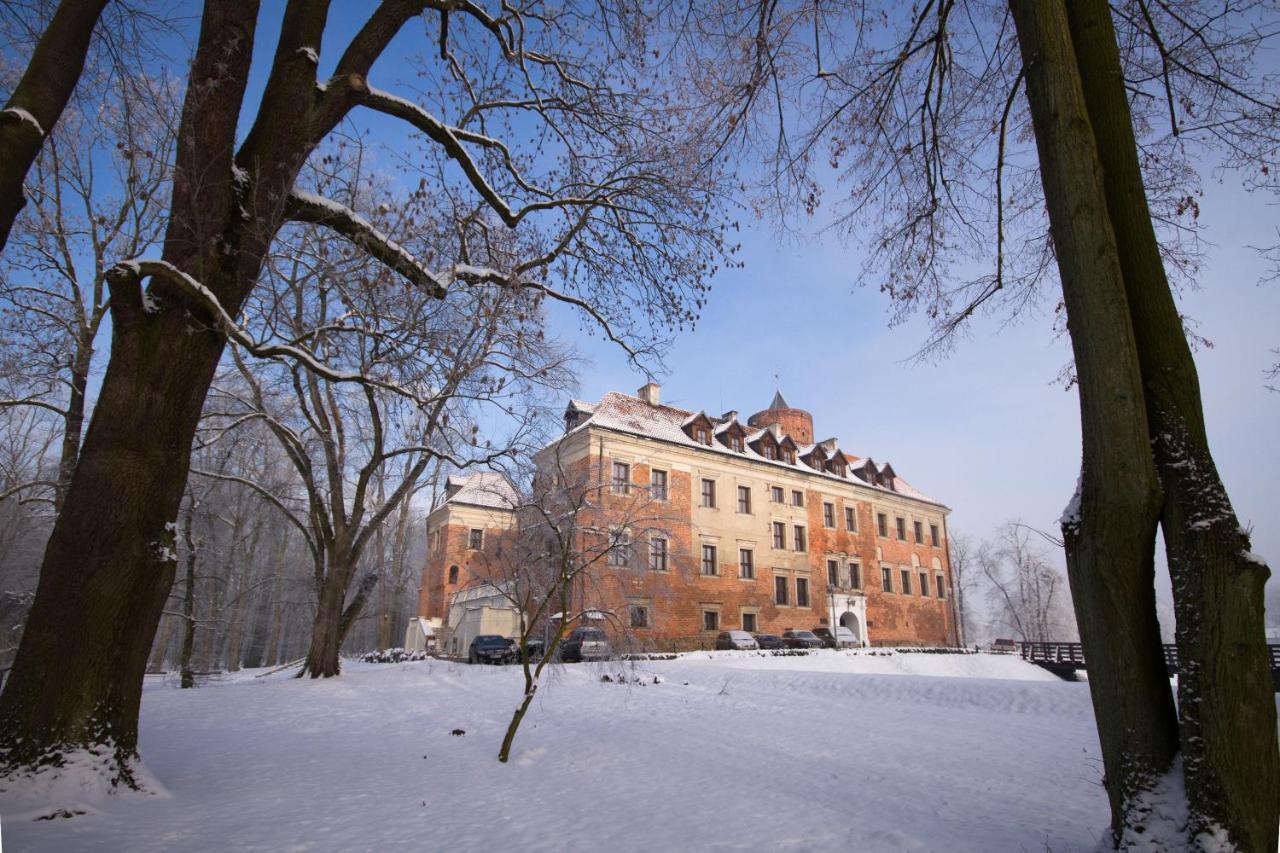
638 382 661 406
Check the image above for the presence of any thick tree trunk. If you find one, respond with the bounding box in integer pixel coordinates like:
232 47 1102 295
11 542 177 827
1009 0 1180 842
300 571 350 679
0 0 109 253
1065 4 1279 847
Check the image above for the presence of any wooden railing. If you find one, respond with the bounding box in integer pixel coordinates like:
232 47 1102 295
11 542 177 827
1020 641 1280 686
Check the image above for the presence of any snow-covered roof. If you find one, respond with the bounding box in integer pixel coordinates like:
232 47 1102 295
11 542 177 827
442 472 519 511
559 391 943 506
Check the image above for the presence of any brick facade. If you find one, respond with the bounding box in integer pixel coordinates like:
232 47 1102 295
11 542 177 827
418 389 957 649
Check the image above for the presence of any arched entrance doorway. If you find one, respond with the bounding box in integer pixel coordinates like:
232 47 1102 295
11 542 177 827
839 611 862 644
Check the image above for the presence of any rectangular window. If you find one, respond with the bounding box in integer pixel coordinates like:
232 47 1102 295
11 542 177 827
850 562 861 589
793 525 807 552
469 528 484 550
742 611 757 632
629 604 649 628
731 435 743 452
896 517 907 541
608 529 630 566
650 469 668 500
770 485 784 503
881 566 893 592
920 571 929 597
649 537 668 572
900 569 912 595
772 521 785 549
845 506 857 532
737 485 752 514
936 576 946 599
701 478 716 508
775 575 789 605
796 578 809 608
703 609 719 631
823 502 835 528
612 461 630 494
763 445 776 460
739 548 755 579
791 489 804 507
827 559 839 587
877 512 888 537
701 544 717 576
914 520 923 544
930 524 940 547
696 427 710 445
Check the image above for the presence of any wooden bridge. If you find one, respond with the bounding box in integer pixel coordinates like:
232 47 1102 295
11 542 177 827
1019 641 1280 691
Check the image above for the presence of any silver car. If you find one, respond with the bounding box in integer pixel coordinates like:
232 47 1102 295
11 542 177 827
560 627 611 662
715 630 759 651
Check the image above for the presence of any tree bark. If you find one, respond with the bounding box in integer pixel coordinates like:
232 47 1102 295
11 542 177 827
1065 3 1279 847
300 564 354 679
54 339 93 510
1008 0 1180 842
0 0 109 253
0 1 261 780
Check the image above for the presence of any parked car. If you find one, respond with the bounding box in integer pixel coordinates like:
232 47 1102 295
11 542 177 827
781 629 823 649
468 634 513 664
714 630 759 651
990 638 1017 654
753 633 785 650
507 637 546 662
813 626 859 649
559 627 611 662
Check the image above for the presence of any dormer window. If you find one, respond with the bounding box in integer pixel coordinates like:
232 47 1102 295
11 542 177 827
731 436 743 452
696 427 709 445
763 445 776 460
784 450 795 464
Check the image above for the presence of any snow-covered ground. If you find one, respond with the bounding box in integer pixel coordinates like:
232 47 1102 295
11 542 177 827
2 650 1116 852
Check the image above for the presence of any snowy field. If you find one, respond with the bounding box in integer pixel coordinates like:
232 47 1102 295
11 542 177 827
1 651 1118 852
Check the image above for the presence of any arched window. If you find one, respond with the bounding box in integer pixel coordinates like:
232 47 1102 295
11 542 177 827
448 565 459 584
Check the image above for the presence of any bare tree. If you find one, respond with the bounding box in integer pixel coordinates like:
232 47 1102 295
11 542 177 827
474 448 675 763
946 532 978 647
687 1 1278 845
1 1 733 785
0 70 176 506
978 523 1074 644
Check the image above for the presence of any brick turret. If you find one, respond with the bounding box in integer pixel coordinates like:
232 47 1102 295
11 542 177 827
748 390 814 445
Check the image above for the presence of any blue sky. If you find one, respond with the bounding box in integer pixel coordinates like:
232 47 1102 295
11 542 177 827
243 1 1279 627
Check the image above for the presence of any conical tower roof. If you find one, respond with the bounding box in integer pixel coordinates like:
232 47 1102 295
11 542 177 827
769 389 789 410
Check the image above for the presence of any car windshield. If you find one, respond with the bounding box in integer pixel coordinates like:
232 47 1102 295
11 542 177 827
577 629 605 640
757 635 777 641
794 632 817 639
475 636 508 647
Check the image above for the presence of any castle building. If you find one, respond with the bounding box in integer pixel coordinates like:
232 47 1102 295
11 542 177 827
418 385 957 650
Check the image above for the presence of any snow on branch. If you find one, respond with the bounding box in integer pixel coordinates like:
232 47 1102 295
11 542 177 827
284 191 448 297
103 259 430 400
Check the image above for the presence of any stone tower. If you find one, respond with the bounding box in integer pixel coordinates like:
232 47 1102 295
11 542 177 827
747 390 814 445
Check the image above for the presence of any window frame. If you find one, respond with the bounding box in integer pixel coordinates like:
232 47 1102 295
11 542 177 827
900 569 912 595
791 489 804 507
881 566 893 592
650 468 668 501
919 571 929 597
845 506 857 532
930 523 940 547
913 520 923 544
796 577 810 608
702 608 720 632
896 516 907 541
649 536 669 572
770 485 784 503
793 524 807 552
772 521 785 550
736 484 752 514
827 559 839 587
877 512 888 538
822 501 835 528
700 543 718 576
739 548 755 579
611 461 631 494
850 561 861 590
741 611 758 633
629 604 649 628
468 528 484 550
774 575 789 606
700 477 716 508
